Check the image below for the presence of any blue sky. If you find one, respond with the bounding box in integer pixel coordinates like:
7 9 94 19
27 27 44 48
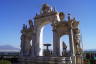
0 0 96 50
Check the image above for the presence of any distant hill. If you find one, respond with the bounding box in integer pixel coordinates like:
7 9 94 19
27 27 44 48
0 45 20 52
84 49 96 51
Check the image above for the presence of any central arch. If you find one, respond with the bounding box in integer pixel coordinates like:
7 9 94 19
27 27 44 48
42 24 53 56
34 4 61 56
39 21 52 56
34 20 57 56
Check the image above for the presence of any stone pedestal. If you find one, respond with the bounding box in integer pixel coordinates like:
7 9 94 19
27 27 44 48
19 57 72 64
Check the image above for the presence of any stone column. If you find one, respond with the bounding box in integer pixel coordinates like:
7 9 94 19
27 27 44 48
20 34 25 56
68 14 76 64
53 28 60 56
31 33 36 57
69 28 75 56
35 26 44 56
73 28 83 64
35 27 40 56
69 24 76 64
25 38 31 56
39 27 44 56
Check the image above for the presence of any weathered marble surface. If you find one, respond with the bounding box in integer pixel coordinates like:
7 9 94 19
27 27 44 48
20 4 83 64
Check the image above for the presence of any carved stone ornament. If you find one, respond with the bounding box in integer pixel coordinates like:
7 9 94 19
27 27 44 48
41 4 52 13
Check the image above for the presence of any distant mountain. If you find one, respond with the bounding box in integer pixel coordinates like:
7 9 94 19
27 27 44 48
85 49 96 51
0 45 20 52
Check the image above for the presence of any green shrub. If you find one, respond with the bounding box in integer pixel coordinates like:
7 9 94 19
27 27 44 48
0 60 11 64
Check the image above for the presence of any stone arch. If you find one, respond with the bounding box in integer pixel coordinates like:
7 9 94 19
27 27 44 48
34 4 61 56
34 19 60 56
39 22 52 56
52 21 78 57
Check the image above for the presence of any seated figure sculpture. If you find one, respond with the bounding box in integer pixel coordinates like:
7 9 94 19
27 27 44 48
62 41 67 56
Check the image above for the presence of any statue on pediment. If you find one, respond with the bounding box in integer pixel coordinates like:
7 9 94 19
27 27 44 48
41 4 52 13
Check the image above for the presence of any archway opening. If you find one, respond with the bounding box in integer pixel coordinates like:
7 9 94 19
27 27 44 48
43 24 53 48
40 24 53 56
60 35 70 56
